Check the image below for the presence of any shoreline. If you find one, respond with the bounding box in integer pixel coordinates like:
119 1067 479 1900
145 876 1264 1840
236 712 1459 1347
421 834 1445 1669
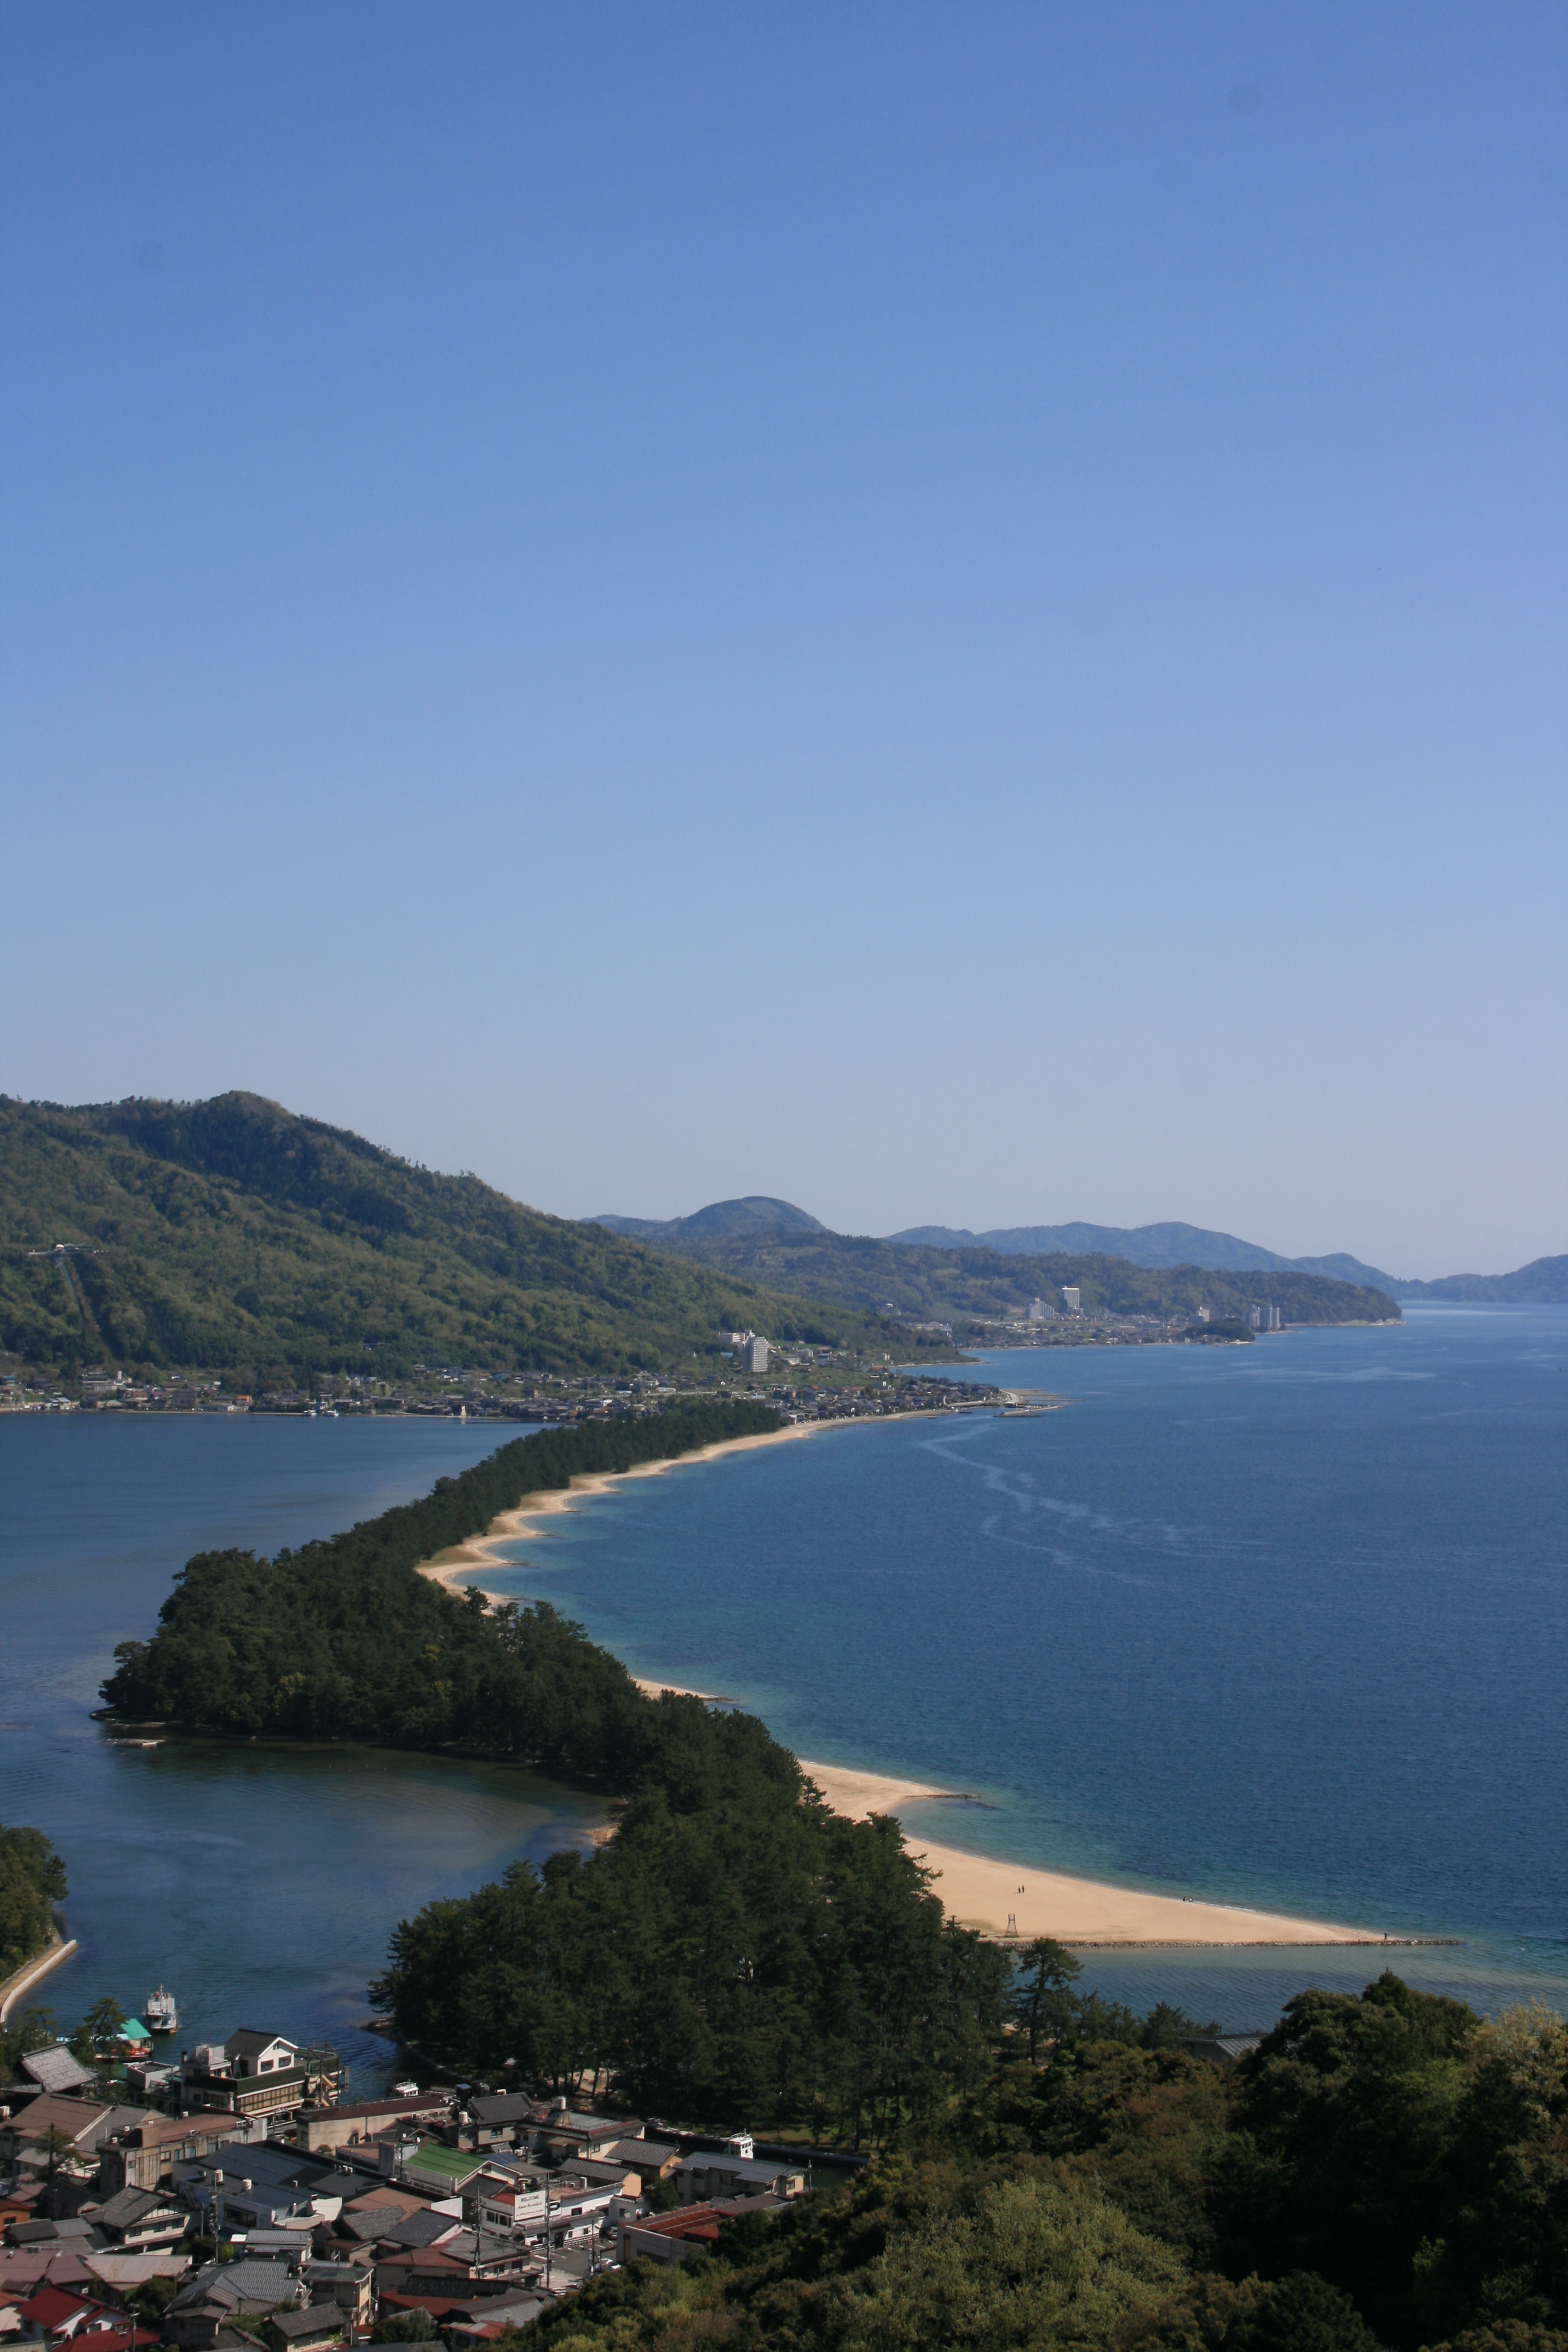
418 1414 860 1596
0 1926 79 2024
637 1712 1390 1950
417 1420 1391 1954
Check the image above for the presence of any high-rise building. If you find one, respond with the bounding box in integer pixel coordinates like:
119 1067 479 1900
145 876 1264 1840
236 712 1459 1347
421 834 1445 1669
1027 1298 1055 1322
1061 1286 1081 1313
740 1336 771 1373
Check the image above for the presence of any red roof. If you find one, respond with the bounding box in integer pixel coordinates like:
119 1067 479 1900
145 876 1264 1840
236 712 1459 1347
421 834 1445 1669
17 2285 105 2329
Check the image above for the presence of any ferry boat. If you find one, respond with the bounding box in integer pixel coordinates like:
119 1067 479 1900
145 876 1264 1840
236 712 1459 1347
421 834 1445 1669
145 1985 178 2035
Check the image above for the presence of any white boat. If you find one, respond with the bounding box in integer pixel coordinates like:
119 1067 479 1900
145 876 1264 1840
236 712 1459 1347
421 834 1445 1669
145 1985 178 2034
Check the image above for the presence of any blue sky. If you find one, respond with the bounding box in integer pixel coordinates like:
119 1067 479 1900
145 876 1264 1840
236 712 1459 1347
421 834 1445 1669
3 2 1563 1276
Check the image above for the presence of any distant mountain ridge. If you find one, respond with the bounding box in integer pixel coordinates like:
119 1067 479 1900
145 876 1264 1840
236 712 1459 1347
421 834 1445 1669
1391 1256 1568 1304
587 1200 1399 1328
593 1202 1563 1304
595 1197 827 1246
889 1218 1402 1292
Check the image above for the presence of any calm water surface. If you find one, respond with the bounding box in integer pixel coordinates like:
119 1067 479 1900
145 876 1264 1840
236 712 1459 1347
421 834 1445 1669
473 1306 1567 2025
3 1307 1563 2054
0 1416 607 2085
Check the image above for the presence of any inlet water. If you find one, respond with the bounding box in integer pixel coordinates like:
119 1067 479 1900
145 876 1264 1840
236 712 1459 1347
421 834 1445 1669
0 1415 607 2084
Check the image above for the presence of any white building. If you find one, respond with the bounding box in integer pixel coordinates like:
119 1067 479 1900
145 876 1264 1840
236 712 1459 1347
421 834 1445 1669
740 1336 770 1374
1027 1298 1054 1322
1060 1287 1080 1313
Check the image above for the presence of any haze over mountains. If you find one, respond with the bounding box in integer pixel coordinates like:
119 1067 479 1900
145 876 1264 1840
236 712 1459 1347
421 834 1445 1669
595 1201 1567 1304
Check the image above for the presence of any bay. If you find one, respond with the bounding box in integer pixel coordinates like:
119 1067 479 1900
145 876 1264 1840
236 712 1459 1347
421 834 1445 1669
0 1414 608 2086
2 1305 1563 2068
473 1305 1568 2027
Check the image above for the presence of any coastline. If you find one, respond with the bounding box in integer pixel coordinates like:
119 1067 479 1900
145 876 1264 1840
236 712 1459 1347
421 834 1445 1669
419 1414 883 1597
418 1419 1389 1953
636 1710 1387 1950
0 1926 79 2024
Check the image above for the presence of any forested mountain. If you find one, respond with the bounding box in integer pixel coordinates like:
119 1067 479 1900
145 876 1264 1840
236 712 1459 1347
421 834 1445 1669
0 1096 910 1380
1394 1255 1568 1304
591 1202 1399 1328
595 1196 828 1245
888 1215 1402 1292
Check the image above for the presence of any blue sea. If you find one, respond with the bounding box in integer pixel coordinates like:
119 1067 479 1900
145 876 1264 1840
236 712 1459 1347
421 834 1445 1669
474 1305 1568 2027
1 1304 1563 2063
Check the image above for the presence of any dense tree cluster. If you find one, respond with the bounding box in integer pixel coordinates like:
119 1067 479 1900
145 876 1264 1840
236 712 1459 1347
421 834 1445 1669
373 1759 1010 2141
513 1978 1568 2352
100 1405 780 1762
0 1822 67 1979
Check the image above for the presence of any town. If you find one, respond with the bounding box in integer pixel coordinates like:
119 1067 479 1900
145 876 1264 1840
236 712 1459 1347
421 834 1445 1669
0 2011 831 2347
0 1348 1001 1423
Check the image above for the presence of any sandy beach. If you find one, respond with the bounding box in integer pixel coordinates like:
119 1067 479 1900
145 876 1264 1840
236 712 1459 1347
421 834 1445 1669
420 1425 1385 1952
419 1416 855 1601
623 1690 1385 1949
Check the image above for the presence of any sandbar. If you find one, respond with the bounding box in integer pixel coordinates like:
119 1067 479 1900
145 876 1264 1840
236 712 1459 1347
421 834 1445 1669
420 1416 858 1600
420 1428 1387 1951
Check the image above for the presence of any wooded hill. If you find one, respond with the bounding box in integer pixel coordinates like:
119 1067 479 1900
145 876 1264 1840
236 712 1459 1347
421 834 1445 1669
595 1200 1400 1330
0 1096 920 1381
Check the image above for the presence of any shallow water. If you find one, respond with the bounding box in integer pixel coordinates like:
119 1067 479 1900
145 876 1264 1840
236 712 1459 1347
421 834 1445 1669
473 1307 1568 2025
0 1415 607 2084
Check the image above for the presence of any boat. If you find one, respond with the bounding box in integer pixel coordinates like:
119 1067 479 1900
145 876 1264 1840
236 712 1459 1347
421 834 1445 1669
145 1985 178 2034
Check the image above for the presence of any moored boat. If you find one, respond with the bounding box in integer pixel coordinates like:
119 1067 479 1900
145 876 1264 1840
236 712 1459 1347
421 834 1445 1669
146 1984 178 2034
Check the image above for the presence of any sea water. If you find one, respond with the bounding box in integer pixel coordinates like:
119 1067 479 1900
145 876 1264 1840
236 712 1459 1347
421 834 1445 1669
2 1307 1563 2058
0 1415 607 2083
473 1305 1567 2027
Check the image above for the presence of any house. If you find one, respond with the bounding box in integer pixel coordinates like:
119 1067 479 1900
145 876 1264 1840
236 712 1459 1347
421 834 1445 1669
262 2311 340 2352
0 2255 100 2307
162 2261 301 2348
391 2143 482 2201
0 2099 116 2180
605 2137 679 2181
526 2108 638 2164
97 2118 253 2198
171 2148 342 2238
460 2094 538 2151
181 2037 340 2125
296 2094 450 2155
13 2284 159 2352
90 2189 188 2252
79 2256 191 2308
619 2195 786 2269
442 2294 547 2344
471 2180 547 2236
19 2054 97 2099
299 2265 370 2327
1178 2034 1264 2069
672 2154 806 2206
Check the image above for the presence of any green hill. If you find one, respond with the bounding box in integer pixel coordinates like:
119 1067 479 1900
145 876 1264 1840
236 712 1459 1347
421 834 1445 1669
590 1201 1400 1329
0 1094 916 1382
1394 1254 1567 1304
